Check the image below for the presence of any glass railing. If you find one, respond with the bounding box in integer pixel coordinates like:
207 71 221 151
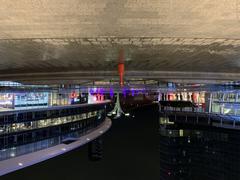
0 111 106 161
0 123 99 161
0 111 101 135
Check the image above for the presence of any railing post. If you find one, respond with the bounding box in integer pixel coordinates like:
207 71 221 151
208 115 210 125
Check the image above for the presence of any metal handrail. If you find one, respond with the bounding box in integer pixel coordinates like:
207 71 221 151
160 107 240 129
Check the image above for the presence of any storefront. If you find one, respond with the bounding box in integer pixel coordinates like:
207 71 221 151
0 93 14 109
14 92 49 109
210 92 240 115
0 92 49 110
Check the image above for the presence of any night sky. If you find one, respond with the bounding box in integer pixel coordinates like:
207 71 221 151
2 105 160 180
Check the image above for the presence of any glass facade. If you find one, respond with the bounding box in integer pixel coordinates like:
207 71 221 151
0 103 108 160
159 92 206 112
159 117 240 180
0 93 13 109
210 92 240 115
0 89 92 111
160 91 240 116
0 110 101 134
14 92 49 109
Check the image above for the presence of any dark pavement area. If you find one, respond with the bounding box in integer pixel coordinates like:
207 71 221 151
2 104 160 180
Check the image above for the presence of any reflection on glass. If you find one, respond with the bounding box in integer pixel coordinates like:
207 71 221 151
159 116 240 180
0 110 105 161
0 111 100 134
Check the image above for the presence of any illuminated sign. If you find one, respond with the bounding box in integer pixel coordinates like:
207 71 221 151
14 92 48 108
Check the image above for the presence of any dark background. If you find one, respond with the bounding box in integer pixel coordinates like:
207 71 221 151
2 105 160 180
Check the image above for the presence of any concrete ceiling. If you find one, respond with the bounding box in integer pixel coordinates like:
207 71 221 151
0 0 240 84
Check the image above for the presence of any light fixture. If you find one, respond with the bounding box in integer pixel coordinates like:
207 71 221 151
125 113 130 116
18 163 23 166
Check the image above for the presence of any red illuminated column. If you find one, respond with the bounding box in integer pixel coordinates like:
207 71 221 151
118 63 124 87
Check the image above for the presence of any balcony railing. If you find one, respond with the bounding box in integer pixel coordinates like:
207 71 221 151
159 105 240 130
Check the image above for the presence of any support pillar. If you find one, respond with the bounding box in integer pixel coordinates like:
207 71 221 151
107 93 125 118
88 137 103 161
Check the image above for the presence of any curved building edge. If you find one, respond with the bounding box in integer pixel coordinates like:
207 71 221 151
0 117 112 176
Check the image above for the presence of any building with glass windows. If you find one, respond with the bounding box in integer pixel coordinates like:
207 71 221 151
158 90 240 180
159 117 240 180
0 92 111 176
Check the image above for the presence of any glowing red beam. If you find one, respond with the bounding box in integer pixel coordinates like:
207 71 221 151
118 49 125 87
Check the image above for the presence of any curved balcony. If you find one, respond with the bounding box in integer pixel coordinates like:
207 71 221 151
159 101 240 130
0 101 112 176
